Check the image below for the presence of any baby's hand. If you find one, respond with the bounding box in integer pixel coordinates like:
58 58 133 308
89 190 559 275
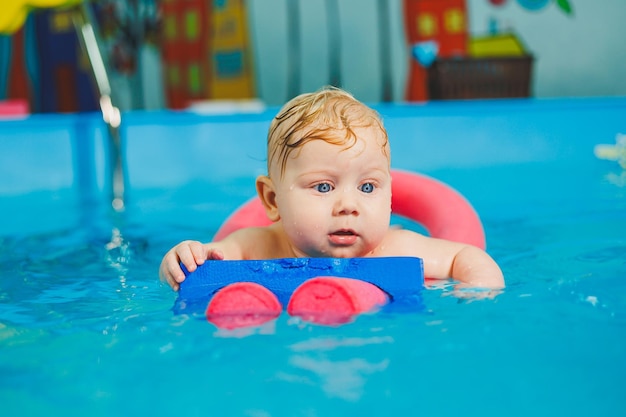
159 240 224 291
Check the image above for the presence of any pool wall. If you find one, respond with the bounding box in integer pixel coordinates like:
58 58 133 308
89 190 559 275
1 97 625 236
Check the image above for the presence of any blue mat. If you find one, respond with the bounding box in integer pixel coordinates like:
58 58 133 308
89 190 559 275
173 257 425 315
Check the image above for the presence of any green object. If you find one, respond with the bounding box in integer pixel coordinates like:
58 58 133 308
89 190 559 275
185 10 199 40
556 0 573 15
188 64 200 94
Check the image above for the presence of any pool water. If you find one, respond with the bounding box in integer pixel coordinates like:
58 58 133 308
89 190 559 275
1 98 625 416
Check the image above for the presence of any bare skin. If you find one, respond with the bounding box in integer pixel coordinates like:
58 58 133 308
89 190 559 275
159 124 504 292
160 225 504 291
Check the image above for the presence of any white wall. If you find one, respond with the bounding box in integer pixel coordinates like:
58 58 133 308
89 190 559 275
248 0 626 105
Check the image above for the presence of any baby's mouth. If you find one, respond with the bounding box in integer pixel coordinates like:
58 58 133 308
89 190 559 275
331 229 356 236
328 229 358 245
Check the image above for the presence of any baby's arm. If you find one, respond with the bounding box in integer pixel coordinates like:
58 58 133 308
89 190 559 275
389 230 504 288
159 240 232 291
447 244 504 288
426 238 504 288
158 226 276 290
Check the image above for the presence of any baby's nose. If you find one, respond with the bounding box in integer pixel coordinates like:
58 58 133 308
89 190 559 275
333 189 360 215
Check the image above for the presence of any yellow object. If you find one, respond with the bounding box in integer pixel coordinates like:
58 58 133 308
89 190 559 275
417 13 437 37
444 8 465 34
0 0 81 34
469 33 527 57
210 0 255 99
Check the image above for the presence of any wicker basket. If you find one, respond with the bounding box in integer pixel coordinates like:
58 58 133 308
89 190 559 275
427 56 533 100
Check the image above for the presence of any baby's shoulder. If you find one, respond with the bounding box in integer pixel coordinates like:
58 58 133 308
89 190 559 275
387 227 427 242
229 225 287 258
378 228 430 256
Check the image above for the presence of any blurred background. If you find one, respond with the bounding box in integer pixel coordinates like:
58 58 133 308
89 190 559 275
1 0 625 113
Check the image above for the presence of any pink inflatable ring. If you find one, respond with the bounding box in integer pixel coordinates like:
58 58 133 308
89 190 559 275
214 169 486 249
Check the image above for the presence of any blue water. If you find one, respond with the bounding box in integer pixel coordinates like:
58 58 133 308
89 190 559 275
1 99 625 416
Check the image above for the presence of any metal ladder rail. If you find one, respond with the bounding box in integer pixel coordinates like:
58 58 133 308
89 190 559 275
71 2 125 212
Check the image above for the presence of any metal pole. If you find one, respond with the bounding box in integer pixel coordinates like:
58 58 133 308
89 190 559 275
378 0 393 102
286 0 301 99
72 3 125 212
325 0 341 88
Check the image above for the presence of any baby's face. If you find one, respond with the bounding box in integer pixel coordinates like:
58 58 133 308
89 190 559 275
273 126 391 258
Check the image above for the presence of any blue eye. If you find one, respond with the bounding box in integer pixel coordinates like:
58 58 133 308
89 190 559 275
360 183 375 193
315 183 333 193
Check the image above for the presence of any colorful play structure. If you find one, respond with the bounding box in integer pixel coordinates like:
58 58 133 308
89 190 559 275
0 0 571 112
0 0 256 112
159 0 255 109
403 0 539 101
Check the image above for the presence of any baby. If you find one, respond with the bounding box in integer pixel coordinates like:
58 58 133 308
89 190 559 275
160 86 504 292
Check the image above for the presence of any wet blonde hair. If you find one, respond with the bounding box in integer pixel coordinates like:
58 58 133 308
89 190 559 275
267 86 389 177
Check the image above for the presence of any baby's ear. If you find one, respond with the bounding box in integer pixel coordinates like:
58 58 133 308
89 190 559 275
256 175 280 222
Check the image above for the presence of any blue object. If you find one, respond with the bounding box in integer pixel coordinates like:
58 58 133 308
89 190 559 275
488 17 499 35
174 257 425 315
411 41 439 67
516 0 550 11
